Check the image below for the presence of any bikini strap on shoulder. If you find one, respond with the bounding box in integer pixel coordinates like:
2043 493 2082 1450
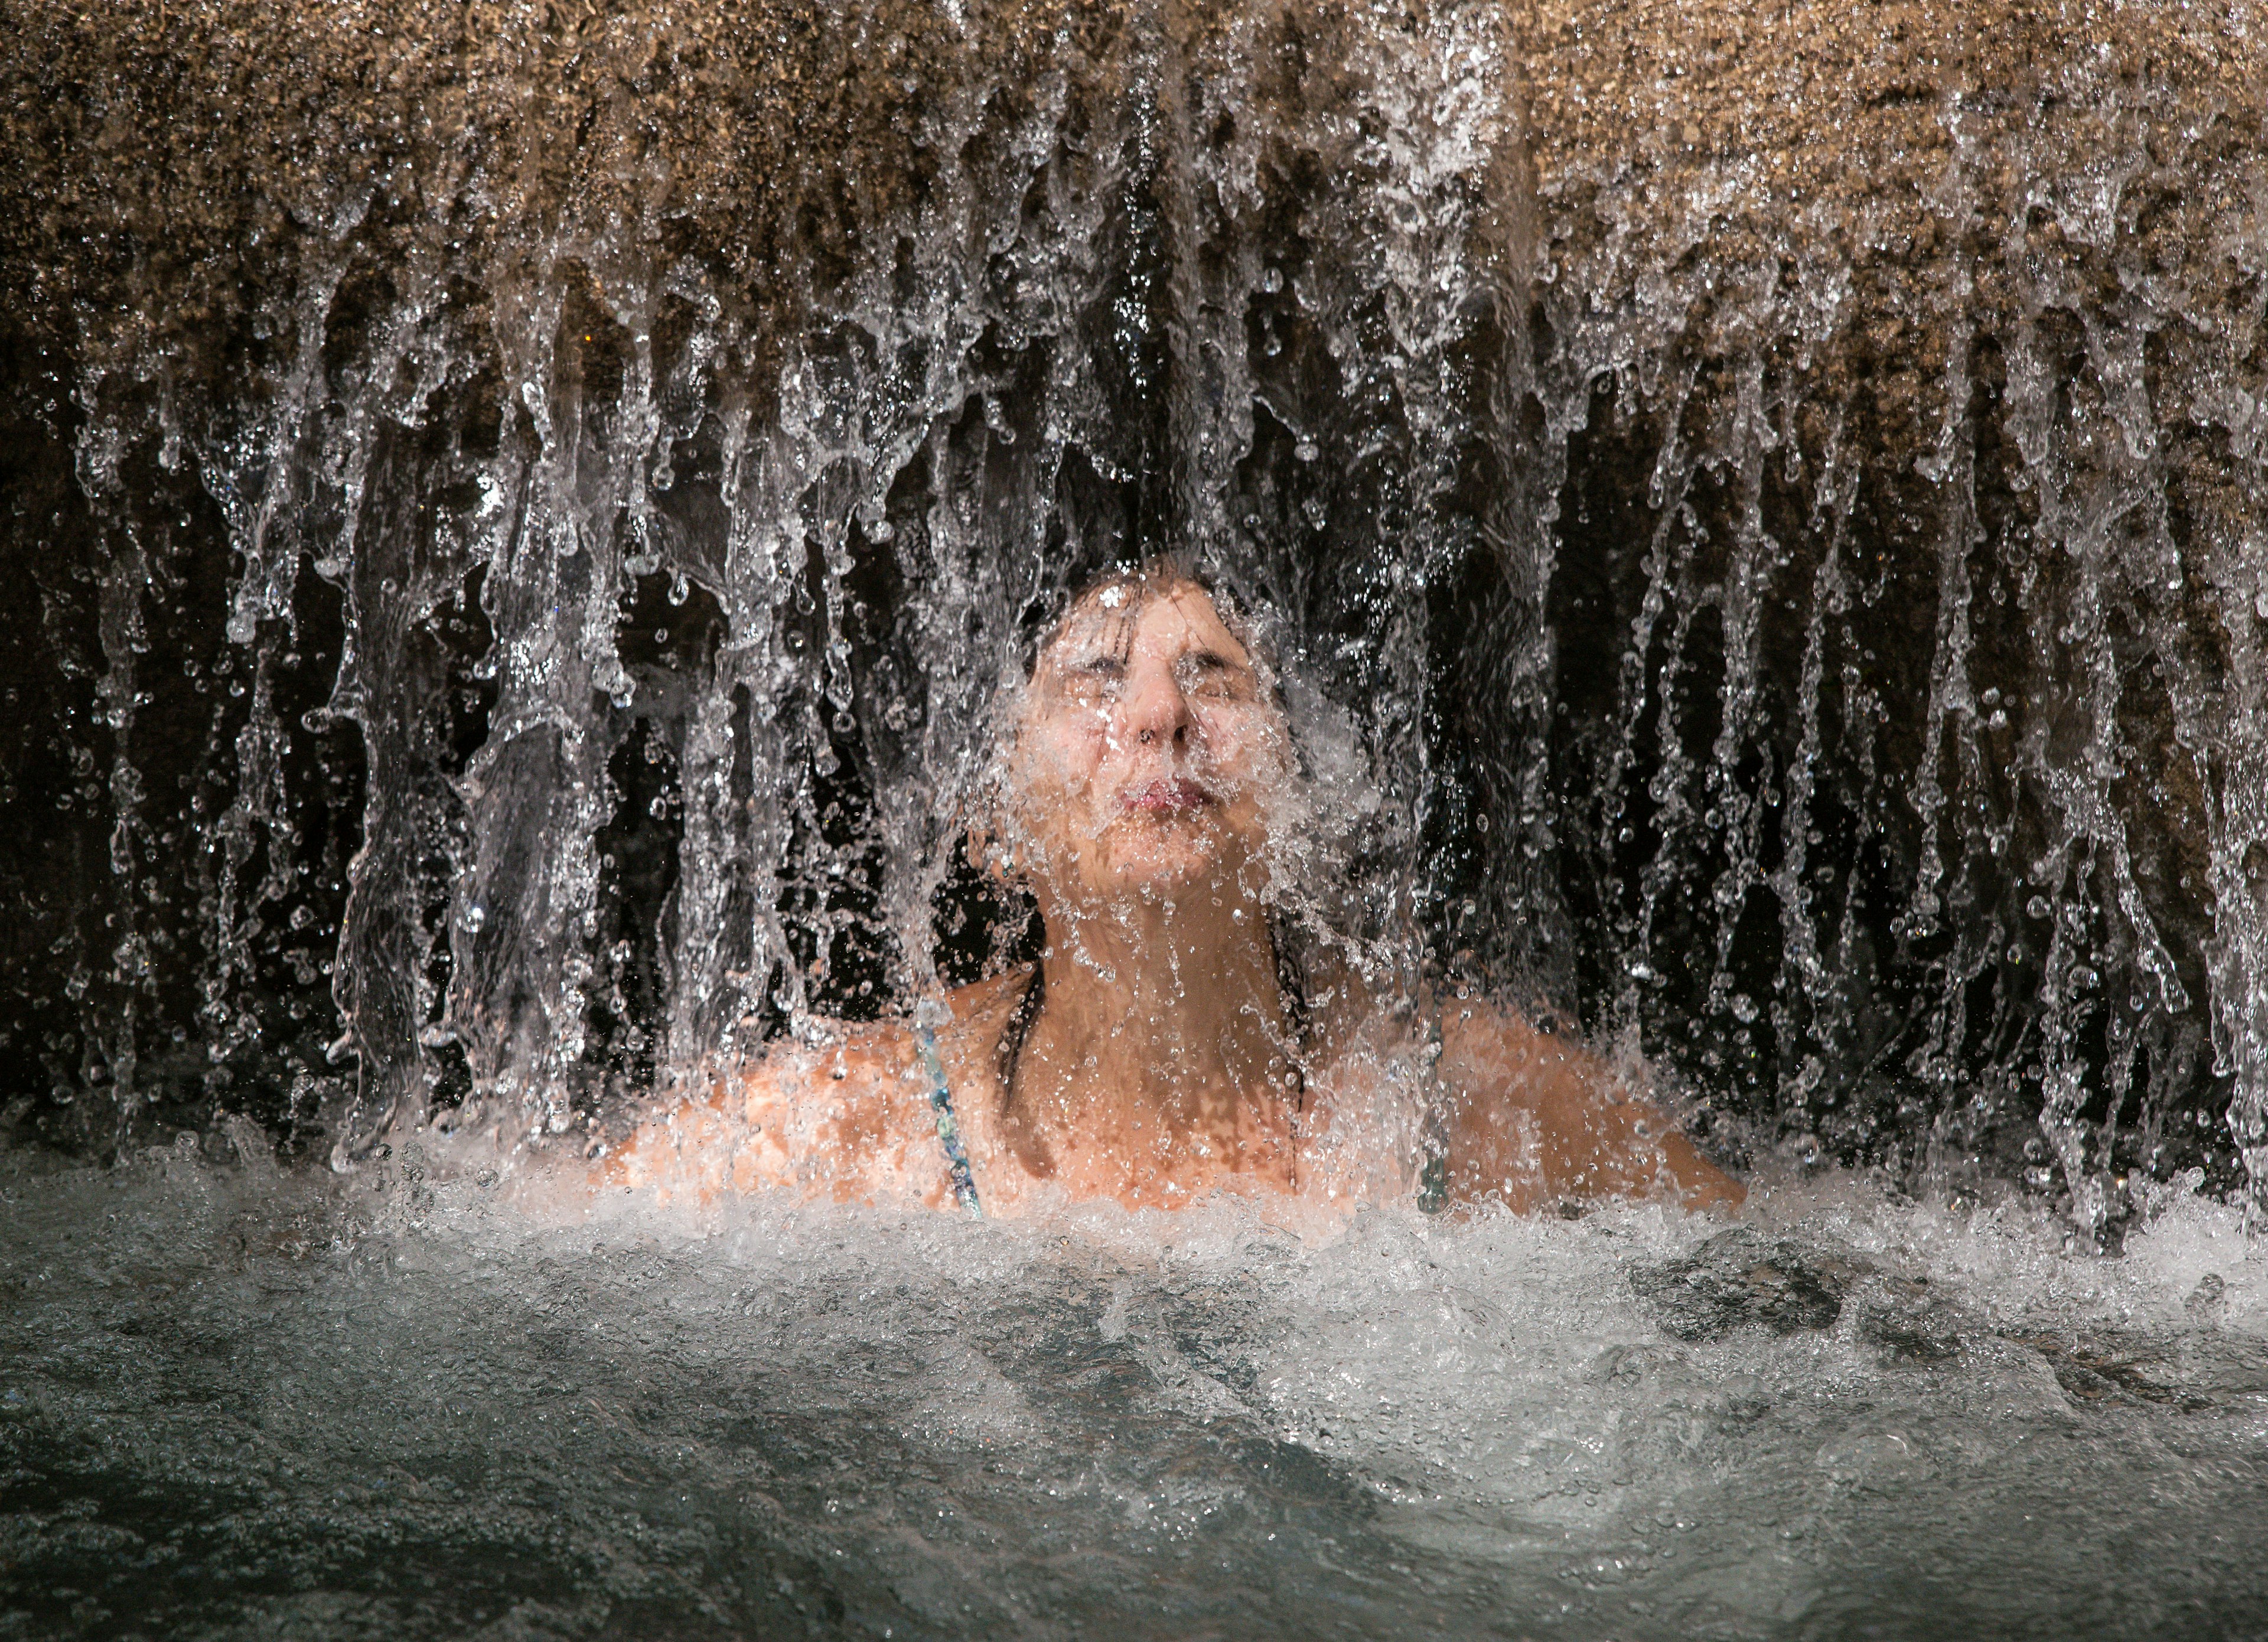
915 1014 983 1217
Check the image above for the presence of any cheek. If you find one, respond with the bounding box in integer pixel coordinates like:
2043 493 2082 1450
1192 706 1288 787
1028 715 1109 788
1009 717 1112 843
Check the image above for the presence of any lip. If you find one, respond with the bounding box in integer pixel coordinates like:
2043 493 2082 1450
1121 776 1216 815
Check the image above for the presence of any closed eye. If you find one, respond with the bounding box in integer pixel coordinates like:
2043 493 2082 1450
1057 654 1125 700
1178 650 1252 698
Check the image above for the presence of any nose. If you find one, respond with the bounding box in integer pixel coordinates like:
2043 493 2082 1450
1120 659 1192 751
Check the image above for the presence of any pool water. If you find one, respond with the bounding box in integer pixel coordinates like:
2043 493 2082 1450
5 1138 2266 1641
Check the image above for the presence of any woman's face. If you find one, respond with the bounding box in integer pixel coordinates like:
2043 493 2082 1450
1005 579 1293 913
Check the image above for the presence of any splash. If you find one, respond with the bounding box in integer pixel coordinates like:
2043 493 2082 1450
5 1141 2268 1637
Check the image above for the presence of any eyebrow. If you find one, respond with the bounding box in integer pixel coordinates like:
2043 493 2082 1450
1181 649 1244 673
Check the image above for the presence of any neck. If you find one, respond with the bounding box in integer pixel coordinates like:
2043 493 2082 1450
1014 887 1295 1139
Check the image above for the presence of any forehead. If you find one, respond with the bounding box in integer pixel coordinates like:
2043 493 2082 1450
1041 581 1252 666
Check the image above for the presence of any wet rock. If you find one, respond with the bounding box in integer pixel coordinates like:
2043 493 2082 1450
0 0 2256 1184
1850 1282 1965 1364
1630 1228 1845 1340
2003 1325 2268 1413
1520 0 2260 1181
1633 1230 1970 1358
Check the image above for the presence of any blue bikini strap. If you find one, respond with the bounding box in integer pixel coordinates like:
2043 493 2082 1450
914 1002 982 1216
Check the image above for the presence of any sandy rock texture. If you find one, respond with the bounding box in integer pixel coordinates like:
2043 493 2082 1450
1518 0 2263 535
1512 0 2265 1161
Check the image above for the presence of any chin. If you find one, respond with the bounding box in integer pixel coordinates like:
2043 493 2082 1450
1100 832 1253 900
1100 851 1213 895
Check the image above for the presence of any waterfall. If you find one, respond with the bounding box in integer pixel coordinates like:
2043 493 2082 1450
1 0 2260 1229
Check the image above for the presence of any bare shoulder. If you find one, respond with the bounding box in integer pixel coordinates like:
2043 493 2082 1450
1433 991 1743 1211
601 969 1034 1206
728 967 1031 1141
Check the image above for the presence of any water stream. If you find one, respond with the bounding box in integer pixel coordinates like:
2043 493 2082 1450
2 0 2266 1630
6 0 2263 1218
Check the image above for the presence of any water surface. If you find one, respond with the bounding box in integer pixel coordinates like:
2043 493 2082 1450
7 1147 2266 1639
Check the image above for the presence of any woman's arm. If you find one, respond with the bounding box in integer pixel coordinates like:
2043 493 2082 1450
1433 998 1742 1212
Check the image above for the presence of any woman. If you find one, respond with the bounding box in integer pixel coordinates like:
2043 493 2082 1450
608 563 1741 1216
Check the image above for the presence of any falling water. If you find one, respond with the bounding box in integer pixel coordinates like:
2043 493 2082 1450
2 0 2264 1237
9 6 2268 1638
